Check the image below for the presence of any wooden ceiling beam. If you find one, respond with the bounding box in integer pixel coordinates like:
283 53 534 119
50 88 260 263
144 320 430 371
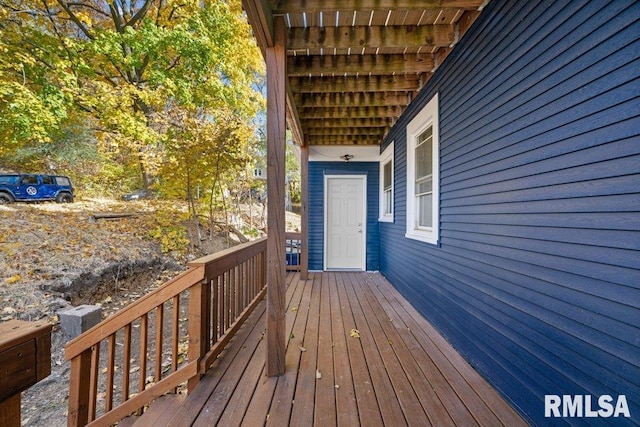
286 83 304 146
305 127 386 136
294 92 412 108
306 135 383 144
272 0 485 13
302 117 393 127
300 105 402 119
289 75 421 93
242 0 273 52
287 25 454 51
288 54 433 76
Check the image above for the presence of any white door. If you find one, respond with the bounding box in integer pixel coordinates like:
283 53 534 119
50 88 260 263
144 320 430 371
325 176 366 270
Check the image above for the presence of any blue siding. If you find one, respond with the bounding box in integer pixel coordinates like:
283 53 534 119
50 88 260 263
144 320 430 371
379 0 640 424
308 162 379 271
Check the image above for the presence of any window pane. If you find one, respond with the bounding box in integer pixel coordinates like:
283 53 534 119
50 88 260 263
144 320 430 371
418 194 432 228
415 129 432 179
55 177 71 186
384 189 392 215
416 178 432 195
21 176 38 185
418 126 432 143
383 161 392 190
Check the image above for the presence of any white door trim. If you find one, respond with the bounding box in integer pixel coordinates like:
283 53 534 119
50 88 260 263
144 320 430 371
323 174 367 271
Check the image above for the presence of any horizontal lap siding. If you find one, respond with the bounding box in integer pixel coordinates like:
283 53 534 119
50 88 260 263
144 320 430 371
379 0 640 424
308 162 379 271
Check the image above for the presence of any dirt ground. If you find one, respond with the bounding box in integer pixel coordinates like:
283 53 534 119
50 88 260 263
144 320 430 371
0 198 300 426
0 199 211 426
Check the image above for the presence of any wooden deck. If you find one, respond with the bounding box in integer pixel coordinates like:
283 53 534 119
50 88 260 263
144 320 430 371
121 272 526 426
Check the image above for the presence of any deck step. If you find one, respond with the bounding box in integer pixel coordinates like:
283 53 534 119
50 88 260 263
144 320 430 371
118 394 186 426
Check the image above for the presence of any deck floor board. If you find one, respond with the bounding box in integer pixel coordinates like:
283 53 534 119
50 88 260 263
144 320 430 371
132 272 526 427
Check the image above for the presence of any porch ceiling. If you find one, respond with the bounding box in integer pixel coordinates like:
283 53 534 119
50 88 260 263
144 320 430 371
243 0 486 146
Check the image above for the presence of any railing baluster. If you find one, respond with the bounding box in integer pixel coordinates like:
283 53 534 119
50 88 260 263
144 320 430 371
231 266 236 321
227 270 232 326
213 276 219 341
88 342 100 421
122 324 132 403
240 261 246 308
154 304 164 383
171 294 180 393
106 334 115 412
137 314 148 415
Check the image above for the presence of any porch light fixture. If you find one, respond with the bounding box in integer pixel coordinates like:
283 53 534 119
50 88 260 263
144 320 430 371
340 154 354 163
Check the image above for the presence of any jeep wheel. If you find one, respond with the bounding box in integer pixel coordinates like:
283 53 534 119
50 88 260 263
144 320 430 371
56 193 73 203
0 192 14 204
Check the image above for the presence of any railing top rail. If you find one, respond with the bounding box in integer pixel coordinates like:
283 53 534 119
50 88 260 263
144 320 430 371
188 237 267 277
187 236 267 267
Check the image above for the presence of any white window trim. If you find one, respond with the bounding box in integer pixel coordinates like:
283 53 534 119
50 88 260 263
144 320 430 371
406 93 439 245
379 141 394 222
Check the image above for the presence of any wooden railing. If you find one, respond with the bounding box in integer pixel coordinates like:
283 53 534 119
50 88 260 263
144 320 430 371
64 238 267 426
285 232 302 272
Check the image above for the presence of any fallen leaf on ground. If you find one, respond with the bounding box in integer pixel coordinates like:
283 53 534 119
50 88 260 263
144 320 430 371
5 275 21 284
350 329 360 338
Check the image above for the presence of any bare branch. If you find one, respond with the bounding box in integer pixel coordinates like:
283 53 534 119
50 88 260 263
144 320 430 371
109 0 125 32
127 0 154 27
54 0 94 40
66 2 110 18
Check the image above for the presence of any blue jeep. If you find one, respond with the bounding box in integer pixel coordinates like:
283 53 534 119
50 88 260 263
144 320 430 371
0 174 74 204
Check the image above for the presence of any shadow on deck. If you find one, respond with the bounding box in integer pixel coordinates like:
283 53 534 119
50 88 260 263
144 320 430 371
120 271 525 426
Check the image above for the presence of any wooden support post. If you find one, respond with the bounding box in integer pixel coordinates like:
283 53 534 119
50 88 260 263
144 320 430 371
187 279 210 391
266 15 287 377
300 143 309 280
67 349 91 426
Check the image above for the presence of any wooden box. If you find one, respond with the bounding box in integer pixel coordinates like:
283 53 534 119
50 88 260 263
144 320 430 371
0 320 52 402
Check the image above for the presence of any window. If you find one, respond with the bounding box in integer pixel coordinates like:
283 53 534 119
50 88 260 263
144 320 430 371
42 176 54 185
20 175 38 185
55 176 71 186
379 142 394 222
406 93 439 244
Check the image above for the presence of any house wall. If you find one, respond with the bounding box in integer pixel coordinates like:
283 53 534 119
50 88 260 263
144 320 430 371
379 0 640 424
308 161 379 271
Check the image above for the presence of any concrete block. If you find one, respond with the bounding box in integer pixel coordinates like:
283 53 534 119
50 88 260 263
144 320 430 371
58 305 102 338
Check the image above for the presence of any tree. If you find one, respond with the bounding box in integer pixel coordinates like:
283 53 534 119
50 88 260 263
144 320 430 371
0 0 263 187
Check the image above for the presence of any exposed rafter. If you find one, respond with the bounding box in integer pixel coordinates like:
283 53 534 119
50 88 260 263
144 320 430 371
305 127 386 136
293 92 412 108
302 117 394 128
289 75 421 93
288 54 434 76
286 25 454 50
307 135 382 144
300 106 402 119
